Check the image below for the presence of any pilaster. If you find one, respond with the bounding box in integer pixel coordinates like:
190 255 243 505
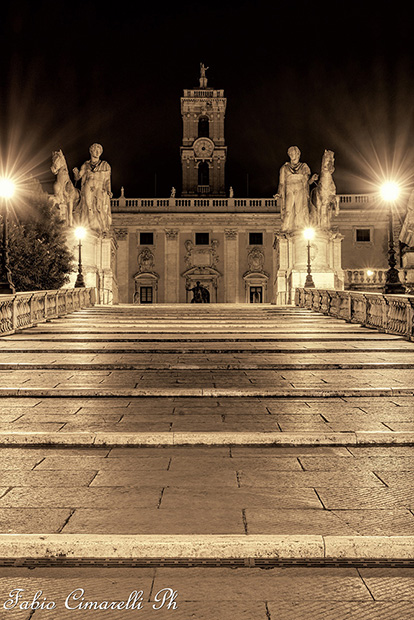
164 229 179 302
224 228 238 302
114 228 128 303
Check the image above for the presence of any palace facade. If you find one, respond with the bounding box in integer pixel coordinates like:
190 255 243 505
106 69 397 305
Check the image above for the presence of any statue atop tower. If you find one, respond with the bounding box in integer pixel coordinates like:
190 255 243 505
199 63 209 88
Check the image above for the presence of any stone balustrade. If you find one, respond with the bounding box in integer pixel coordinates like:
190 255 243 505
295 288 414 340
111 193 376 212
111 197 278 211
0 288 96 336
338 194 374 204
344 268 390 290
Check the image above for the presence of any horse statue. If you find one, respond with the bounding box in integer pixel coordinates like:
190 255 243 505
51 149 80 227
310 149 339 230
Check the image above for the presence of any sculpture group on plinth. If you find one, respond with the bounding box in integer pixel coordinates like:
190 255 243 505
274 146 343 303
51 143 112 234
276 146 339 233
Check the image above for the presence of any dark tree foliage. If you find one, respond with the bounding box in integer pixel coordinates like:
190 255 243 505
7 184 74 292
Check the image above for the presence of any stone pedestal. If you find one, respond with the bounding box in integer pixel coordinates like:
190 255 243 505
400 217 414 291
66 228 118 304
274 229 344 304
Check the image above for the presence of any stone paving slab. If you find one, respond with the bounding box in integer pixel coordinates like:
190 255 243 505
0 446 413 539
1 567 414 619
5 565 414 620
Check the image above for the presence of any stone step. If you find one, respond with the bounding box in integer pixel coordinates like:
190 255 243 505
0 387 413 397
1 430 414 447
2 304 414 571
1 362 413 370
0 533 412 562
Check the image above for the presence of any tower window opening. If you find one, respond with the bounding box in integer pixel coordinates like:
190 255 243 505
198 116 210 138
198 161 210 186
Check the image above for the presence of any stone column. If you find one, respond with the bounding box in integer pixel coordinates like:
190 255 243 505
224 228 238 303
114 228 129 303
100 233 117 305
164 229 179 303
274 233 289 305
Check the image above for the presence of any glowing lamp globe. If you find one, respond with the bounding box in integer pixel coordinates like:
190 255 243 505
366 269 374 277
381 182 399 202
75 226 86 241
303 228 315 241
0 178 15 199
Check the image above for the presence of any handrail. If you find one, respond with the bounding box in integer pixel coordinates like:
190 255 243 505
295 288 414 340
0 288 96 336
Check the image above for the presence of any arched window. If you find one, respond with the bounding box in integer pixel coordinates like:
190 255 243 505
198 161 209 186
198 116 209 138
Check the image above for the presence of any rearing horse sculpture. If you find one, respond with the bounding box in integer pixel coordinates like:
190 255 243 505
51 150 80 227
310 149 339 230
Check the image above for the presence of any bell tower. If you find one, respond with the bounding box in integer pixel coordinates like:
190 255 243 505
180 64 227 197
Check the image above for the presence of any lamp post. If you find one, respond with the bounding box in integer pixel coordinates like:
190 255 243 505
0 178 16 295
74 226 86 288
303 227 315 288
381 182 405 295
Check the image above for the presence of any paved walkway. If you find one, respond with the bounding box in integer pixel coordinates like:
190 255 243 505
1 304 414 617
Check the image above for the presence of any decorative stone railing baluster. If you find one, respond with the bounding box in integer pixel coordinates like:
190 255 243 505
296 287 414 341
0 288 95 336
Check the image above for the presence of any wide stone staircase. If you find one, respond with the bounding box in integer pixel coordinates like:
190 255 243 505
1 303 414 619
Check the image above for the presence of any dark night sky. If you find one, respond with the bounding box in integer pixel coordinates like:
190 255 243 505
1 0 414 199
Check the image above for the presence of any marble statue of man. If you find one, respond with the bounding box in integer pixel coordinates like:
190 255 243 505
276 146 317 232
199 63 209 87
73 143 112 232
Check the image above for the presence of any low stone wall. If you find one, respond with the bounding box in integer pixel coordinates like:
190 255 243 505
295 288 414 340
0 288 95 336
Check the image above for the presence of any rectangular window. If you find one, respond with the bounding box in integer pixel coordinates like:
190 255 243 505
356 229 371 242
249 232 263 245
140 232 154 245
195 232 210 245
140 286 153 303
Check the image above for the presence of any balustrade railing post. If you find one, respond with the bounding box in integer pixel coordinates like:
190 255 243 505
29 293 34 326
347 293 352 322
382 295 389 333
12 296 17 330
407 299 414 341
361 294 367 326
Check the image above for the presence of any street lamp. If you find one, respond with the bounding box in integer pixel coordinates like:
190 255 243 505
380 182 405 295
74 226 86 288
0 177 16 295
303 227 315 288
